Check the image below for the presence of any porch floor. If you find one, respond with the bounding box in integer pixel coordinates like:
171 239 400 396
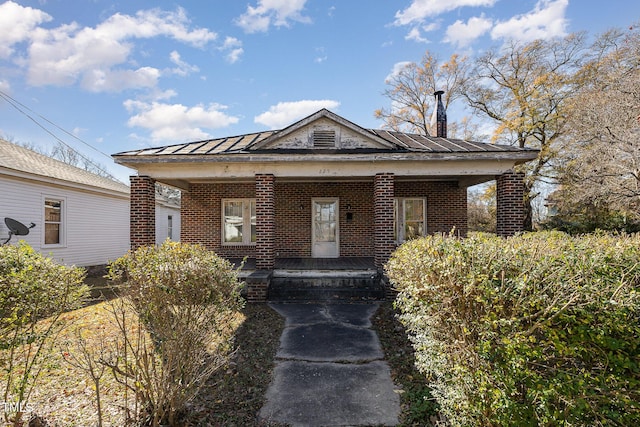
230 257 383 302
230 257 376 272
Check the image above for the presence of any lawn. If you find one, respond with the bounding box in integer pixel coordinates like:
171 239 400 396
1 296 286 426
2 288 434 426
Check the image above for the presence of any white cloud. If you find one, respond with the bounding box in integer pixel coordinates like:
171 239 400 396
314 47 328 63
24 7 217 92
0 79 10 93
394 0 497 26
219 37 244 63
491 0 568 42
254 100 340 129
169 51 200 76
124 99 240 142
385 61 413 82
235 0 311 33
445 15 493 47
405 27 430 43
226 48 244 64
0 1 52 59
81 67 160 92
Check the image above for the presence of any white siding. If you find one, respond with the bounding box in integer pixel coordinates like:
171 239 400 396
155 203 181 245
0 175 129 267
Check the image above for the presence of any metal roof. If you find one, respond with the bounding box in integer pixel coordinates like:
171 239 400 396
114 128 530 157
0 139 130 194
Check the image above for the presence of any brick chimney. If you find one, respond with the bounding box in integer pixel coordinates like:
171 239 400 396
434 90 447 138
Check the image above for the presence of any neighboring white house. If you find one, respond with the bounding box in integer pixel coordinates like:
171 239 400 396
0 139 179 268
155 194 181 245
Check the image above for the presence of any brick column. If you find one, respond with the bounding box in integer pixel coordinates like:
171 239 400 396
255 174 275 270
374 173 395 269
496 170 525 237
130 175 156 249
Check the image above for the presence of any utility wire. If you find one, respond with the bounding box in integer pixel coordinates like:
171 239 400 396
0 89 119 180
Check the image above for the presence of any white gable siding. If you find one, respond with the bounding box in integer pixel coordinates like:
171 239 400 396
155 203 181 245
0 175 129 267
261 118 388 150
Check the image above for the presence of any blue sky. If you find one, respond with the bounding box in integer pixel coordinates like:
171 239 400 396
0 0 638 183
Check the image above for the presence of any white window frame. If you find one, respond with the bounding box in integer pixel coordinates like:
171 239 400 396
394 197 427 243
221 198 256 246
43 195 66 247
167 215 173 240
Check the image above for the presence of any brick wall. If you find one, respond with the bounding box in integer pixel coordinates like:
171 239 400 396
496 170 525 236
275 181 374 258
180 177 468 261
130 175 156 249
181 182 256 258
396 180 468 236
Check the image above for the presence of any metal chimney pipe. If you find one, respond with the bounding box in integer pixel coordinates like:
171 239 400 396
434 90 447 138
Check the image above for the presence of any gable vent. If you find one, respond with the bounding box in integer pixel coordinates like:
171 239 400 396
312 130 336 148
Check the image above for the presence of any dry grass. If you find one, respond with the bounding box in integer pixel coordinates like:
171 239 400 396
3 277 433 426
1 283 284 426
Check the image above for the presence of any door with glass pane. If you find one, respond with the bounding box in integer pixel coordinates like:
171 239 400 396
312 198 339 258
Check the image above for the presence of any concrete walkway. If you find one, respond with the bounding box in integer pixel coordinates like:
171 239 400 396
259 303 400 427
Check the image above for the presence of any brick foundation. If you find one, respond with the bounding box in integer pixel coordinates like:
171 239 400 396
130 175 156 249
496 170 525 236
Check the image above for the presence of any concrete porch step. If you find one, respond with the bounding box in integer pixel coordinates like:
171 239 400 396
268 271 385 302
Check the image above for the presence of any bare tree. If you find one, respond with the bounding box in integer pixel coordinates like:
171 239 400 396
375 52 470 135
558 26 640 215
461 33 589 230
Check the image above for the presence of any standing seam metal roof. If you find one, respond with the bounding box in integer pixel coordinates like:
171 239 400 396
114 128 526 157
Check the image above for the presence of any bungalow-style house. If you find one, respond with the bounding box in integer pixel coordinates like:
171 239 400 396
0 139 180 270
113 108 538 301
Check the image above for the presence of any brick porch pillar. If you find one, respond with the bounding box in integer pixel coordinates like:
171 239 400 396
255 174 275 270
374 173 395 269
496 170 525 237
130 175 156 249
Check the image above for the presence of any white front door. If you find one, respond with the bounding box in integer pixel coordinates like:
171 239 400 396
312 198 339 258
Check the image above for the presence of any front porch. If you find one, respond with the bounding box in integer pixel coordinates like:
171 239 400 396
233 257 384 302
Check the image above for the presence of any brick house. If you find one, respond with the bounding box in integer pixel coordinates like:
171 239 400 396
113 108 538 301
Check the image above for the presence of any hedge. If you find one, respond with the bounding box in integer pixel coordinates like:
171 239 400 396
387 231 640 426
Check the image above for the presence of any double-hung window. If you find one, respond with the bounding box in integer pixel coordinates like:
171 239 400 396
394 198 426 243
44 197 65 246
222 199 256 245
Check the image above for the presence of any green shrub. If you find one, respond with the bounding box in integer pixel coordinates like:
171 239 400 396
387 231 640 426
0 242 88 425
105 240 244 427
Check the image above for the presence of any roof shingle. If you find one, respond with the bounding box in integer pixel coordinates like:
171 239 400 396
0 139 129 194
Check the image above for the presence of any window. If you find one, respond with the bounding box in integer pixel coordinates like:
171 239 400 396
44 198 64 246
394 198 426 243
222 199 256 245
167 215 173 240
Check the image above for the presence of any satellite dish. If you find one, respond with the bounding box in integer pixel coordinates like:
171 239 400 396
2 217 36 245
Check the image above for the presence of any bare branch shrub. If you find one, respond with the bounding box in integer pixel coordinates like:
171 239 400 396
104 241 244 426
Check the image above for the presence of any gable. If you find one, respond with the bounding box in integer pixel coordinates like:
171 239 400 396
255 118 388 150
250 109 396 151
